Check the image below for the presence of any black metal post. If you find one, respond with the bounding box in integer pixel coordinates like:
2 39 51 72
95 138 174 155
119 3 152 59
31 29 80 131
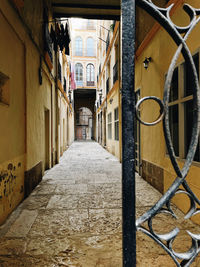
121 0 136 266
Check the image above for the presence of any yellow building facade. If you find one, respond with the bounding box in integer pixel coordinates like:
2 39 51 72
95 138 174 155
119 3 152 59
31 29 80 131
96 20 121 160
135 0 200 224
0 0 74 224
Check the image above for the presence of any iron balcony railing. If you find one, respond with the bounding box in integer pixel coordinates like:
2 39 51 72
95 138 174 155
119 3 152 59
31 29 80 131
113 60 118 84
75 81 95 87
87 81 95 86
58 61 62 81
106 77 109 95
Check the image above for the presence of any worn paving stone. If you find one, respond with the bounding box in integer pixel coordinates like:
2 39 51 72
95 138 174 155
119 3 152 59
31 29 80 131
32 184 56 195
20 195 51 210
55 184 88 194
6 210 38 238
0 238 27 255
89 208 122 234
0 141 200 266
28 209 90 237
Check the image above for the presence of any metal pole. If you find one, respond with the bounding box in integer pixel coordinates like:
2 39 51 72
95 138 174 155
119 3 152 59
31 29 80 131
121 0 136 266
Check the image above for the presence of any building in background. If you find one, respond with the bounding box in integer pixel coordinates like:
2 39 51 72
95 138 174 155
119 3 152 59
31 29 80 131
69 18 97 141
96 20 121 160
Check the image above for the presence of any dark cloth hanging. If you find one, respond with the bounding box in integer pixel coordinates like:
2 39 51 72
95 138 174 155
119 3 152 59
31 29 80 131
50 22 70 55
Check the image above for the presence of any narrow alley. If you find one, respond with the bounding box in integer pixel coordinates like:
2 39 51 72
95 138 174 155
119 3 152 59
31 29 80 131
0 142 122 266
0 141 200 266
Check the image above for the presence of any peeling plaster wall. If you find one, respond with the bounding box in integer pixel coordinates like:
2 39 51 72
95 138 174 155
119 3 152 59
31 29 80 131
0 156 24 224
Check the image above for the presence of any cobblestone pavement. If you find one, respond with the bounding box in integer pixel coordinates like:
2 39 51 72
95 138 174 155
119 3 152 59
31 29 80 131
0 141 200 266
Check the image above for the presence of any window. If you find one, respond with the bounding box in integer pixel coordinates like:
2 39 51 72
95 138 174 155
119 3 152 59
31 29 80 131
114 108 119 141
168 52 200 162
86 37 94 56
107 112 112 139
75 37 82 56
86 64 95 86
87 20 95 30
75 63 83 86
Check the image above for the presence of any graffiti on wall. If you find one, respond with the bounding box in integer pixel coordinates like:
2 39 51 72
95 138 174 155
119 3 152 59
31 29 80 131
0 162 23 204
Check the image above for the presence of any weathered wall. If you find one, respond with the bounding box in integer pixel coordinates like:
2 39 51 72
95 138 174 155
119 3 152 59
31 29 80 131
0 0 76 225
26 43 52 171
0 0 65 224
135 0 200 224
0 5 26 223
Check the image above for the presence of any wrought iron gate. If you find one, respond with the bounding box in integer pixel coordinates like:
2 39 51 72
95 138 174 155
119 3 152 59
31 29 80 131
121 1 200 266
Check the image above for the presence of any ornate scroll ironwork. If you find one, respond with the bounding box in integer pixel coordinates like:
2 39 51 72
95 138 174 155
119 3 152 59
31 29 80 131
135 1 200 266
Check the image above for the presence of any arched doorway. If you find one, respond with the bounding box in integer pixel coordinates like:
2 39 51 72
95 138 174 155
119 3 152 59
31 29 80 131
75 107 93 140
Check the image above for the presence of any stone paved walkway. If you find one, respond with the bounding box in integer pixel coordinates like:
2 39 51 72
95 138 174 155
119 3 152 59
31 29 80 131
0 141 199 266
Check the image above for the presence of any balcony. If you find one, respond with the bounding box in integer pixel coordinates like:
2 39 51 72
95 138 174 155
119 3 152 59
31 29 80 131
87 81 95 86
113 60 118 84
106 78 110 95
75 80 95 87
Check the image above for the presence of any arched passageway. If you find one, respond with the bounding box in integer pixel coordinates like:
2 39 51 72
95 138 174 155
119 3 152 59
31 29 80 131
74 89 96 141
75 107 93 140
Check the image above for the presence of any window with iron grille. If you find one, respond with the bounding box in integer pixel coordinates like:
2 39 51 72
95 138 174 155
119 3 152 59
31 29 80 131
168 52 200 162
114 108 119 141
75 63 83 86
107 112 112 139
86 64 95 86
